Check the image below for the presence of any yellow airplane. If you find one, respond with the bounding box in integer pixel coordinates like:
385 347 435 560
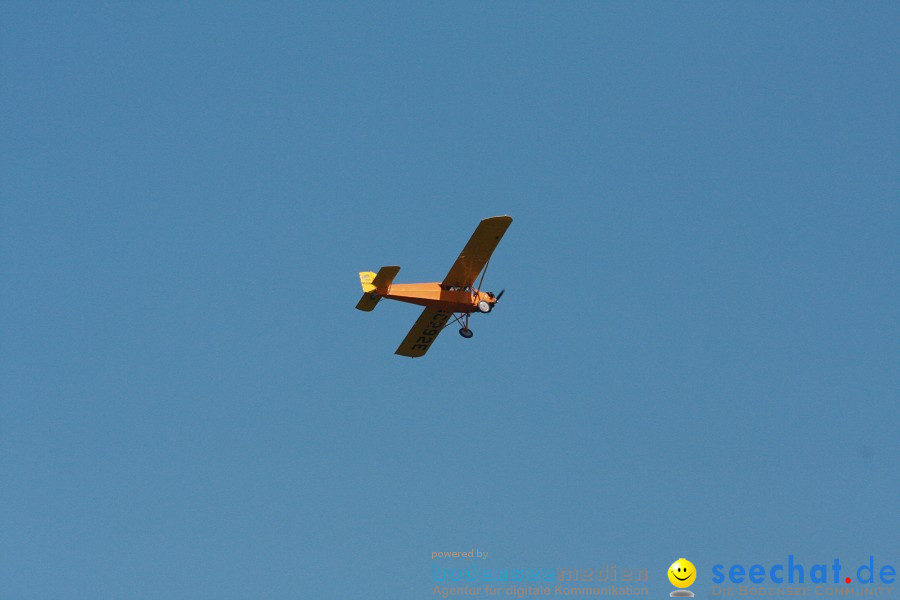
356 215 513 357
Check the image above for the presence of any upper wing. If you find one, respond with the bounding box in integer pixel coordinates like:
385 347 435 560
395 307 452 358
442 216 513 288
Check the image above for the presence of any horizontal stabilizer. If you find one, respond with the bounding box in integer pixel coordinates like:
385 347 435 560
355 292 381 311
372 265 400 289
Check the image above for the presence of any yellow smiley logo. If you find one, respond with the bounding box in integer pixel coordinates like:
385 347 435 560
668 558 697 588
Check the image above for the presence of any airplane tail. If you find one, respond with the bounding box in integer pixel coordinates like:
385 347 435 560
355 266 400 311
359 271 377 293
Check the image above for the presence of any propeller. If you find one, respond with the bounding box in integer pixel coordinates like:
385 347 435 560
494 289 505 301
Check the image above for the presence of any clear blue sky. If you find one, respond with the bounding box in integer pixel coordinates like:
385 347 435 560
2 3 897 599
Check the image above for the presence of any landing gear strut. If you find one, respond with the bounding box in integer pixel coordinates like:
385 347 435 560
451 312 474 339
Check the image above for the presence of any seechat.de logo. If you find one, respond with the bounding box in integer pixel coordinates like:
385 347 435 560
711 556 896 586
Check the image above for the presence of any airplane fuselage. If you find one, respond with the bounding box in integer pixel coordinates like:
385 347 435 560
380 283 496 313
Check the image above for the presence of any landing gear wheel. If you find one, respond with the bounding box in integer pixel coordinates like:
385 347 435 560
477 300 492 313
459 328 474 339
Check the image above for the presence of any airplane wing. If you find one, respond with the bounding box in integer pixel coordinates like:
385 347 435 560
442 215 513 288
395 307 453 358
